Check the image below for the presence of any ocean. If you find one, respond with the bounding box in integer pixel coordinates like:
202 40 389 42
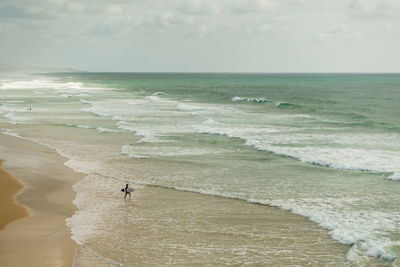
0 72 399 266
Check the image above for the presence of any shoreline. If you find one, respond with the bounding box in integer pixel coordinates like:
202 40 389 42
0 133 390 266
0 133 84 267
0 159 28 230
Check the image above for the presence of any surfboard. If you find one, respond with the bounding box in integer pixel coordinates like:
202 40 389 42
121 188 134 193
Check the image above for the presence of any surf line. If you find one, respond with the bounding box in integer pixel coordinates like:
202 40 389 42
81 245 126 267
87 172 276 206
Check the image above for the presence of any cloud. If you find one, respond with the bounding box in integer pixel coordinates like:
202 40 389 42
382 22 393 32
1 0 399 72
89 20 122 36
175 0 220 16
231 0 276 13
0 4 53 20
347 0 397 19
315 24 362 43
242 23 272 34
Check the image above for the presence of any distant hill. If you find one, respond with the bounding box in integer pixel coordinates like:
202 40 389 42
0 64 86 73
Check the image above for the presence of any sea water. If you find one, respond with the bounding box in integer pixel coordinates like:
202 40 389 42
0 73 399 266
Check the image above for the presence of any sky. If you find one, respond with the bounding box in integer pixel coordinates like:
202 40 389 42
0 0 399 72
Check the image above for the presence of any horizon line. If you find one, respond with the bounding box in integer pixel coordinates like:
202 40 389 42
47 71 400 74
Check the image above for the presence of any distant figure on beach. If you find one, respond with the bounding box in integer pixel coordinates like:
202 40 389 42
124 184 131 199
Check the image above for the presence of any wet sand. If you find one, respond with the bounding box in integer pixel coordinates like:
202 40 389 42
73 174 361 266
0 134 83 267
0 159 28 230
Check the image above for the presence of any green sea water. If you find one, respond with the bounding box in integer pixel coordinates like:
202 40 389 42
1 73 399 265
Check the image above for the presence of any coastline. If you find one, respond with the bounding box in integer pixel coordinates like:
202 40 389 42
0 159 28 230
0 133 390 266
0 133 84 267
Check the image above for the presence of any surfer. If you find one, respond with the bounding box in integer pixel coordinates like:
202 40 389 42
124 184 131 199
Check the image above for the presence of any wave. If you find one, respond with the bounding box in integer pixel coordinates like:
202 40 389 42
1 79 111 94
3 112 18 125
121 144 150 158
254 145 400 180
55 82 111 92
1 130 22 138
117 122 161 143
66 124 96 129
203 118 220 125
80 99 91 104
65 124 119 133
81 107 108 118
3 74 398 266
75 171 397 263
176 103 216 112
196 120 400 181
4 119 396 264
153 92 168 96
0 79 61 89
78 245 126 267
1 100 25 103
275 102 301 108
121 143 228 158
61 93 89 98
232 96 270 103
81 94 400 182
266 198 397 262
144 95 161 101
2 109 35 125
96 127 120 133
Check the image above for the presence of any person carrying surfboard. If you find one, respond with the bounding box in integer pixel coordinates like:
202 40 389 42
124 184 132 199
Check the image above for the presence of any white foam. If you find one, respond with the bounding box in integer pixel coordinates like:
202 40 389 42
388 173 400 180
80 99 91 104
117 122 163 143
1 100 25 103
1 79 110 95
232 96 269 103
66 174 122 245
196 118 400 180
153 92 168 96
265 197 398 262
232 97 246 102
67 124 96 130
1 130 22 138
121 144 228 158
83 94 400 182
203 118 219 125
61 93 89 98
121 145 150 158
55 82 110 93
285 114 314 119
4 112 19 125
177 103 213 112
67 125 119 133
251 145 400 178
144 95 160 101
275 102 286 107
0 79 60 89
96 127 120 133
2 107 36 125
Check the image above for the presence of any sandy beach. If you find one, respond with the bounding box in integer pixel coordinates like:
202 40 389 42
0 159 28 230
0 133 83 267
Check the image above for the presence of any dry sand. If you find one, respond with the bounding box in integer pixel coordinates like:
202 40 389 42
0 134 83 267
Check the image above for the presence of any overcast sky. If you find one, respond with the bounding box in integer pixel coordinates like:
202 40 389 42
0 0 399 72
